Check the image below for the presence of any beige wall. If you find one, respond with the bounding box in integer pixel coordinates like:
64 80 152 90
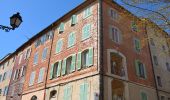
0 57 15 100
147 24 170 97
22 89 45 100
45 75 100 100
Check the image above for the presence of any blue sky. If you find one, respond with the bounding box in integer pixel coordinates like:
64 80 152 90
0 0 83 59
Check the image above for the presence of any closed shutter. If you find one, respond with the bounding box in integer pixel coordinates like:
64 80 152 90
64 86 67 100
59 23 64 32
80 84 84 100
57 60 62 77
68 86 72 100
84 83 89 100
29 72 35 86
88 47 93 67
38 68 45 83
71 15 77 25
82 24 91 40
71 54 76 72
62 59 67 75
49 64 54 79
135 60 140 77
77 52 82 70
56 39 63 53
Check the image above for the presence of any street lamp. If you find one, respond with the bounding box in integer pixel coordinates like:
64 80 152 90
0 12 23 32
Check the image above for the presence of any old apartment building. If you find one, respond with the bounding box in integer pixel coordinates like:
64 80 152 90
0 0 169 100
0 54 15 100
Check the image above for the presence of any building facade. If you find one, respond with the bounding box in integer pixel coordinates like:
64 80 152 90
146 23 170 100
0 0 170 100
6 45 32 100
0 54 15 100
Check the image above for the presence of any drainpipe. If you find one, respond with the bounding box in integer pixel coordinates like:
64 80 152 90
144 20 160 100
43 24 55 100
98 0 104 100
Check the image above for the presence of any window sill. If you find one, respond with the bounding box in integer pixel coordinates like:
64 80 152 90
83 14 92 20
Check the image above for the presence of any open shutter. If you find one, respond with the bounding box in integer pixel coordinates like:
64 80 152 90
62 58 67 75
77 52 82 70
57 60 62 77
49 64 54 79
71 54 76 72
143 64 147 79
88 47 94 67
135 60 140 77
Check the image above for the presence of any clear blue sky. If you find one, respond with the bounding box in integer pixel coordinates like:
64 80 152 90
0 0 83 59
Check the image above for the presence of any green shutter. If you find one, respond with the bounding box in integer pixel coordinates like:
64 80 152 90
64 86 67 100
57 60 61 77
82 24 91 40
68 86 72 100
80 84 84 100
84 83 89 100
143 64 147 79
62 58 67 75
71 54 76 72
71 15 77 25
135 60 140 77
59 23 64 32
88 47 93 67
141 92 147 100
77 52 82 70
49 64 54 79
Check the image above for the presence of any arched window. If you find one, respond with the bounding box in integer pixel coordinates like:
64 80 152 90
31 95 37 100
50 90 57 99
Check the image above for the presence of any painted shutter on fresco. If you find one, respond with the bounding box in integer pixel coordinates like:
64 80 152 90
84 83 89 100
70 54 76 72
77 52 82 70
88 47 93 67
49 64 54 79
62 59 67 75
57 60 61 77
80 84 84 100
68 86 72 100
135 60 140 77
71 15 77 25
59 23 64 32
38 68 45 83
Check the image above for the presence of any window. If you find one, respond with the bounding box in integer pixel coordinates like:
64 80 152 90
110 9 119 20
160 96 165 100
34 52 38 64
50 90 57 99
77 48 93 70
82 24 91 40
46 31 53 40
63 86 72 100
56 39 63 53
80 83 89 100
2 72 7 81
38 68 45 83
131 21 138 32
50 61 62 79
29 71 36 86
153 55 158 66
62 54 76 75
25 48 31 59
59 23 64 33
35 39 41 48
71 15 77 26
41 34 47 45
157 76 162 87
150 38 155 46
135 60 147 79
42 48 48 60
18 54 23 64
20 66 26 77
134 38 141 52
83 7 92 18
141 92 148 100
3 86 8 96
166 62 170 72
68 32 76 47
110 27 122 43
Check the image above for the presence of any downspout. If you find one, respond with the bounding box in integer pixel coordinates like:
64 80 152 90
43 24 55 100
144 20 160 100
98 0 104 100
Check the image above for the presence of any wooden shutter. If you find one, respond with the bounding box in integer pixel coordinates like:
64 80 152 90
57 60 62 77
49 64 54 79
38 68 45 83
80 84 84 100
62 59 67 75
68 86 72 100
84 83 89 100
70 54 76 72
135 60 140 77
59 23 64 32
71 15 77 25
88 47 94 67
77 52 82 70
